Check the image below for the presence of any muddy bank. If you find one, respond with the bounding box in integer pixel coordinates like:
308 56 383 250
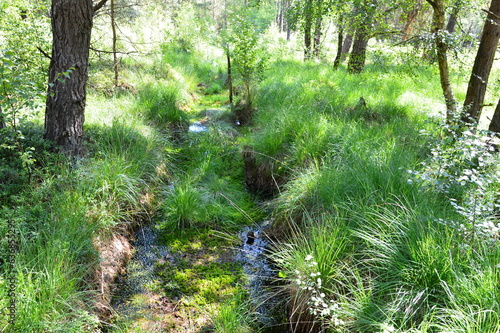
93 228 134 319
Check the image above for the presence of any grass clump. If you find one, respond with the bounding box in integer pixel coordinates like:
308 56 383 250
135 81 190 133
211 292 256 333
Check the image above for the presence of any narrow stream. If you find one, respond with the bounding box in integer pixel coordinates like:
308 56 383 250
111 224 174 323
236 221 287 331
110 118 287 331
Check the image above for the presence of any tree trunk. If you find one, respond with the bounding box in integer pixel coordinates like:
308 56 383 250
347 24 369 74
313 0 323 58
313 14 322 58
462 0 500 125
427 0 457 120
303 7 313 60
333 17 344 69
276 0 284 32
402 0 423 41
0 106 5 129
488 98 500 133
44 0 94 156
227 51 233 106
341 32 353 61
111 0 119 87
446 1 461 33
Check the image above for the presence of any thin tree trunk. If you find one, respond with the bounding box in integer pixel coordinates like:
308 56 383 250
446 1 461 33
462 0 500 125
333 17 344 69
313 0 323 58
313 16 322 57
227 51 233 106
488 100 500 133
347 24 369 73
341 32 353 61
0 105 6 129
0 106 5 129
111 0 118 87
44 0 94 156
304 7 313 60
427 0 457 120
276 0 283 31
488 98 500 133
402 0 423 41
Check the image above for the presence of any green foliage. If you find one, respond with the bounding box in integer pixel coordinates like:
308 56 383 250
168 3 206 52
408 114 500 243
226 9 269 112
0 0 50 92
160 180 205 230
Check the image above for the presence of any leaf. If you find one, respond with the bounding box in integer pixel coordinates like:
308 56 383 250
278 271 287 278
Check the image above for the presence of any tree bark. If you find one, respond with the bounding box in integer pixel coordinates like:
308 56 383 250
227 52 233 106
462 0 500 125
44 0 94 156
347 24 370 73
313 14 322 58
426 0 457 120
402 0 423 41
313 0 323 58
446 1 461 33
303 5 313 60
341 32 353 61
276 0 284 32
111 0 119 87
333 17 344 69
488 98 500 133
0 106 5 129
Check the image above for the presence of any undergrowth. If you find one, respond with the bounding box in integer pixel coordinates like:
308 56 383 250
246 56 500 332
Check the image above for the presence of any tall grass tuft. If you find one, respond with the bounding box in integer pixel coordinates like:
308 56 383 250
135 81 190 132
211 292 257 333
270 213 353 331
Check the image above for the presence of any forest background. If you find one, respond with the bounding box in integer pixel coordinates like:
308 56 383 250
1 0 500 332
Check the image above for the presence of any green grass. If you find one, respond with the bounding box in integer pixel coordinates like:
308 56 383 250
0 83 169 331
211 292 256 333
2 23 499 333
238 53 500 332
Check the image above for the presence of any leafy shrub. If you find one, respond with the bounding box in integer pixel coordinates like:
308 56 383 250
408 114 500 243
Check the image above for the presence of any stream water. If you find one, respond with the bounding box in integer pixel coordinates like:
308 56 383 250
111 224 174 322
110 119 287 331
236 221 287 331
110 221 287 331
